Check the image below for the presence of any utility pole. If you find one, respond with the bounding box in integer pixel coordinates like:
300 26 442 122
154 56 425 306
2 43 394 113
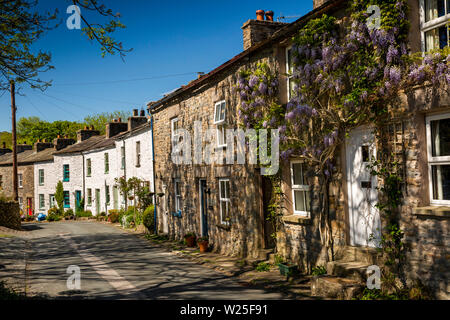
10 80 18 202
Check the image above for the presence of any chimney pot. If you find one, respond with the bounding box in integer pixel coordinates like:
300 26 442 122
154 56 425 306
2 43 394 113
265 11 274 21
84 126 88 130
133 109 138 116
256 9 265 21
140 110 145 117
2 142 5 148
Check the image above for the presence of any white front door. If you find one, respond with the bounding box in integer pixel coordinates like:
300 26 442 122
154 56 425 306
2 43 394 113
346 127 381 247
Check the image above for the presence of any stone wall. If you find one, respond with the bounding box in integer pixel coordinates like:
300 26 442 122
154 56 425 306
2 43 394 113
152 47 282 259
0 200 21 230
0 164 34 215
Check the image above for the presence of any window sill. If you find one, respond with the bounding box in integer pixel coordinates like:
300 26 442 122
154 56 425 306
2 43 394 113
413 206 450 219
282 215 311 225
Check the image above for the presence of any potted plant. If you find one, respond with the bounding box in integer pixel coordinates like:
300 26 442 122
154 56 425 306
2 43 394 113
197 236 209 253
184 233 196 247
278 261 298 278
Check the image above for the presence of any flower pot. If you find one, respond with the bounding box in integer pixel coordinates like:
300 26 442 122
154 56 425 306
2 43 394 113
185 236 196 247
198 241 209 253
278 263 298 277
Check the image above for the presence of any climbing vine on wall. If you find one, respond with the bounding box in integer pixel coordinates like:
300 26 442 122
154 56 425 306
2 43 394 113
235 0 449 286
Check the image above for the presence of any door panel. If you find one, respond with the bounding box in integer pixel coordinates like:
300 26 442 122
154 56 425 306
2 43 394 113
346 128 381 247
199 180 208 237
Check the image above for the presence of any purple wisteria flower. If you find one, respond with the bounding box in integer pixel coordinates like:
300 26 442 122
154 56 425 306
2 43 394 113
249 75 259 88
258 82 267 95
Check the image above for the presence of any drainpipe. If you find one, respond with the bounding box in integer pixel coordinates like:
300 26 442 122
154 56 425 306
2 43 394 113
150 112 157 234
82 152 85 213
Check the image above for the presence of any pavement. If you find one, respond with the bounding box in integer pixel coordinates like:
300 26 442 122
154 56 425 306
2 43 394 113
0 221 314 300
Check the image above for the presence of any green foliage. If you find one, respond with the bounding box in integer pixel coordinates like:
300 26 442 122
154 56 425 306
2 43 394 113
142 205 155 231
0 281 26 300
64 209 74 217
76 210 92 218
274 254 285 265
0 132 12 149
311 265 327 276
255 262 271 272
83 111 131 135
54 181 64 214
47 212 61 222
108 210 120 223
184 232 196 238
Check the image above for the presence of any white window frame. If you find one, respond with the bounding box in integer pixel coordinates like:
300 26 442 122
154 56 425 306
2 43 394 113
174 179 182 213
121 146 125 170
214 100 226 125
290 160 311 217
216 125 227 148
38 169 44 186
286 46 294 101
420 0 450 52
18 173 23 188
105 185 110 205
18 197 23 210
219 178 231 225
86 158 92 177
49 194 55 208
87 188 92 206
135 141 141 167
426 112 450 205
171 117 179 140
39 194 45 210
104 153 109 173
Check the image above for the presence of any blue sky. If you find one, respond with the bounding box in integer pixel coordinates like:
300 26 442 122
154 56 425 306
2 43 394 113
0 0 313 131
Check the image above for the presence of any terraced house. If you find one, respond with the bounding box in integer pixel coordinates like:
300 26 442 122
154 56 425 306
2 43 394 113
34 110 154 216
148 0 449 299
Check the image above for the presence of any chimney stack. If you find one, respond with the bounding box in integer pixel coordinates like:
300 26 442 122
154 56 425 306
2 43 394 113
106 119 128 139
128 109 147 131
76 127 100 142
34 140 53 152
53 137 75 151
0 142 12 156
16 143 32 153
241 10 286 50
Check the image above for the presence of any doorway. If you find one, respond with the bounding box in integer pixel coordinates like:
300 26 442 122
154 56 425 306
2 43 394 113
346 127 381 247
199 179 208 237
95 189 101 215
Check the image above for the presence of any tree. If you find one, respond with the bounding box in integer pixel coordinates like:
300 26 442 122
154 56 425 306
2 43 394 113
0 0 130 91
55 181 64 215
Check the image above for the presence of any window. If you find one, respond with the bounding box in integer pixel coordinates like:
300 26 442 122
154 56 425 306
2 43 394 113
63 164 70 182
86 159 91 177
39 194 45 210
219 179 231 224
214 101 227 148
171 117 179 139
286 47 295 100
136 141 141 167
290 161 311 216
214 101 226 124
63 191 70 208
87 189 92 206
38 169 44 186
421 0 449 51
121 146 125 169
426 113 450 204
18 197 23 210
18 173 23 188
105 185 110 205
49 194 55 208
104 153 109 174
174 179 182 213
0 175 2 188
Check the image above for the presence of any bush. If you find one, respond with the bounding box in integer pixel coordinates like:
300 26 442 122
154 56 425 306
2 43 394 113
76 210 92 218
64 209 74 217
311 265 327 276
143 205 155 231
108 210 120 223
255 262 271 272
47 212 61 222
48 207 60 216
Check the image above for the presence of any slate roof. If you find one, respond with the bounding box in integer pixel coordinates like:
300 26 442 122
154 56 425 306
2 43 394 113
53 135 105 155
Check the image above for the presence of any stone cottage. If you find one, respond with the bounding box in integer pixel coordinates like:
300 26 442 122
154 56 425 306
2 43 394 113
148 0 449 298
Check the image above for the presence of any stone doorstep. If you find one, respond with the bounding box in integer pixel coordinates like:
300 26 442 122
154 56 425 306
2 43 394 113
326 261 372 282
311 275 363 300
334 246 379 264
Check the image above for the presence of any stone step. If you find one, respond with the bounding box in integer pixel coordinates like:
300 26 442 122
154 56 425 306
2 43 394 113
257 248 274 261
311 275 363 300
334 246 379 264
326 261 372 282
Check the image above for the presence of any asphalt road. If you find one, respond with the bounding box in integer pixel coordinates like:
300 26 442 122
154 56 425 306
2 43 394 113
0 221 283 300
